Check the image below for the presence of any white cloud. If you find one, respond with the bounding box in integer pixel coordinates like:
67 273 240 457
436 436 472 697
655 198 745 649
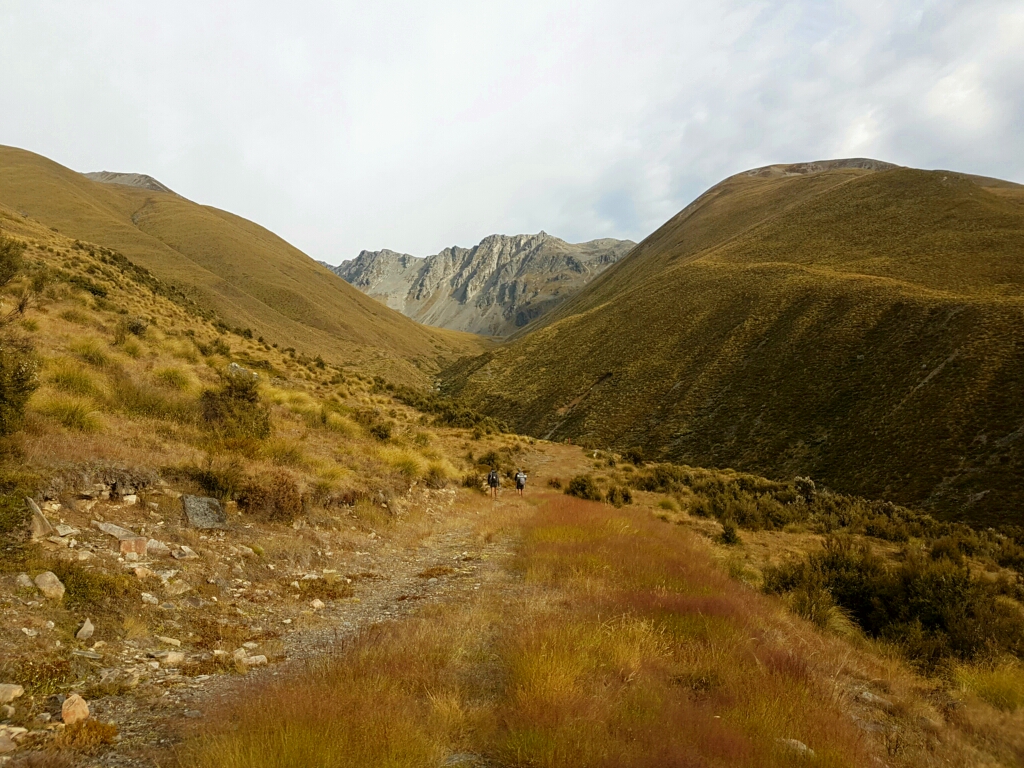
0 0 1020 262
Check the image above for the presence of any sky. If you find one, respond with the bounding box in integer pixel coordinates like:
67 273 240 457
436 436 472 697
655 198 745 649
1 1 1022 263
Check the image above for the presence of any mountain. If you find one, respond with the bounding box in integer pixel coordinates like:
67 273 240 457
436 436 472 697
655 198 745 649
329 232 635 336
444 159 1024 524
0 145 485 383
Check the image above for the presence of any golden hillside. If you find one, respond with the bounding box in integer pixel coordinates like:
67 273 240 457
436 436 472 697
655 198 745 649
0 145 485 385
445 162 1024 524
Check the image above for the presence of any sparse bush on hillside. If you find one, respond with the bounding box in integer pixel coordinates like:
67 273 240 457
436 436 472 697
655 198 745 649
374 379 506 433
237 472 304 523
605 485 633 507
200 365 271 440
0 235 38 436
763 535 1024 668
173 457 246 502
565 475 602 502
113 315 147 345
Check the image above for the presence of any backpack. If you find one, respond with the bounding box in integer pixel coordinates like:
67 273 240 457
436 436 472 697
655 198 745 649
488 470 498 485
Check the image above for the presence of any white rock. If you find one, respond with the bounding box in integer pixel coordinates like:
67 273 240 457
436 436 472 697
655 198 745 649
76 619 95 641
310 599 325 610
0 685 23 705
244 655 267 667
34 572 65 600
27 498 54 540
14 573 33 589
123 494 138 505
161 651 185 666
1 704 14 718
141 592 159 605
157 636 182 647
61 694 89 725
242 641 259 650
55 524 79 537
91 520 137 540
232 648 248 661
147 539 171 557
21 628 37 638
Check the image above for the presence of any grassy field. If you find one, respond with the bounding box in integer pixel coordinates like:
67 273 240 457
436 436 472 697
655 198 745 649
445 164 1024 525
0 145 485 386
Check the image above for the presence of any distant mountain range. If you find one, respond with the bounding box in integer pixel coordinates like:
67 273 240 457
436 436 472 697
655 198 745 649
326 232 634 336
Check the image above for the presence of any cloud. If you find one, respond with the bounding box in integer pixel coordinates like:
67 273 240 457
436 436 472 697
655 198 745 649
1 0 1021 261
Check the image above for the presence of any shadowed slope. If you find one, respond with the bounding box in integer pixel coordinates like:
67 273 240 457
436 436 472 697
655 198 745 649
446 162 1024 524
0 145 484 383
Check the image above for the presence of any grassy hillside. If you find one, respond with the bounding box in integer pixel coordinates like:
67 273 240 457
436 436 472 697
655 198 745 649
0 145 484 385
446 162 1024 525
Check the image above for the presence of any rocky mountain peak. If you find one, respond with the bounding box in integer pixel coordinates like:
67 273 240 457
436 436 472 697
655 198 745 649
329 233 635 336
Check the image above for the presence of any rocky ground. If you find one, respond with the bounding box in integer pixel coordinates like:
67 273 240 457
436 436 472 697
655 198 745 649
0 470 539 767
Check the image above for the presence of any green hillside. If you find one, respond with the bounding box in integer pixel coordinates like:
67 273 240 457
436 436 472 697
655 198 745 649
446 162 1024 524
0 145 484 384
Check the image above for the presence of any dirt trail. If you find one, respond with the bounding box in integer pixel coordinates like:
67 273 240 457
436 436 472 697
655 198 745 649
81 490 534 768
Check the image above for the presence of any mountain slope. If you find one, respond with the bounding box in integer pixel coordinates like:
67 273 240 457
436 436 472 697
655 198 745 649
445 160 1024 524
0 145 484 383
331 232 634 336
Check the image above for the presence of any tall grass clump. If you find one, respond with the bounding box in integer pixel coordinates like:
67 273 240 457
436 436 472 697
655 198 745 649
34 394 102 432
69 338 111 368
48 359 98 396
153 366 192 391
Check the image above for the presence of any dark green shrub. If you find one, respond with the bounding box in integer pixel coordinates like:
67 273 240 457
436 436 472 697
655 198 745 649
565 475 602 502
0 235 25 285
719 521 741 546
237 472 303 523
605 485 633 507
369 421 393 442
174 457 246 501
200 366 271 439
624 447 645 466
0 337 37 436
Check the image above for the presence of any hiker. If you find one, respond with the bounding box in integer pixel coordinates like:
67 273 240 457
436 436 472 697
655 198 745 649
515 469 527 497
487 468 499 499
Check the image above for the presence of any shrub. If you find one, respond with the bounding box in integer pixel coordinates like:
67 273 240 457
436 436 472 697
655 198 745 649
565 475 602 502
175 457 246 501
623 446 645 465
0 234 25 286
200 366 271 439
719 521 741 546
237 472 304 523
113 316 147 344
47 558 140 611
369 421 393 442
110 373 194 421
424 462 451 489
0 337 37 435
605 485 633 507
547 477 563 490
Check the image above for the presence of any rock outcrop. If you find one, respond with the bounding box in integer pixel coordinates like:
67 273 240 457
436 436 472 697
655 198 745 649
329 232 634 336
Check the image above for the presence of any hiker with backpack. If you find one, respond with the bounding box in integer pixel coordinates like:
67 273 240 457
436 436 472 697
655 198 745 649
487 468 499 499
515 469 527 496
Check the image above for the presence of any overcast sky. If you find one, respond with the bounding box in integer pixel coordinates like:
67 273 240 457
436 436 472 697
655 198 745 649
2 1 1022 262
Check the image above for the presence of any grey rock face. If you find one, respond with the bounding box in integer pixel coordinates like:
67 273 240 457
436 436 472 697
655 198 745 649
330 232 634 336
181 496 227 529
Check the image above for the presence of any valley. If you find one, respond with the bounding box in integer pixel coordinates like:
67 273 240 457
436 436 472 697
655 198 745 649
0 150 1022 768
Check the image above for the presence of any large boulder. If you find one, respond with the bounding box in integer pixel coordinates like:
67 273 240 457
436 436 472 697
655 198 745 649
34 572 65 600
181 495 227 529
61 694 89 725
27 498 54 540
0 684 24 705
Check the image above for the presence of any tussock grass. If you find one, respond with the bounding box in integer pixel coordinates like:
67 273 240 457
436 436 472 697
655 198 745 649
954 660 1024 712
377 446 426 479
47 359 98 396
69 338 110 368
153 366 192 391
33 394 102 432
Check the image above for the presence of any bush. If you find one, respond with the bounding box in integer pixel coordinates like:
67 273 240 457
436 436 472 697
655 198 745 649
719 521 741 546
605 485 633 507
175 457 246 501
565 475 602 502
0 234 25 286
113 316 147 344
200 365 271 439
0 337 37 435
237 472 304 523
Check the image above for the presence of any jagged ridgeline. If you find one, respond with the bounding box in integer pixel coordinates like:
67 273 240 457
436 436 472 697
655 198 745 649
445 159 1024 525
0 145 485 385
328 232 634 336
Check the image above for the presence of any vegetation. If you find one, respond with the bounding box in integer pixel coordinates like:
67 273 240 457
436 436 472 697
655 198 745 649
445 166 1024 524
0 234 37 435
200 366 272 440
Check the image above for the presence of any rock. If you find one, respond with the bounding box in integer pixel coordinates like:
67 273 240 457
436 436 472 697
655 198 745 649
161 651 185 666
134 567 156 580
141 592 159 605
166 580 191 596
55 524 79 537
241 641 259 650
27 497 55 540
61 694 89 725
172 545 199 560
34 712 51 724
237 545 256 557
181 495 227 529
0 685 23 706
157 636 182 647
232 648 248 661
776 738 815 758
72 650 103 660
34 571 65 600
310 598 325 610
119 537 148 556
858 690 894 712
147 539 171 557
14 573 34 589
122 494 138 505
76 619 95 641
244 655 268 667
1 704 14 718
47 535 69 547
0 732 15 753
21 628 37 638
92 520 137 540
